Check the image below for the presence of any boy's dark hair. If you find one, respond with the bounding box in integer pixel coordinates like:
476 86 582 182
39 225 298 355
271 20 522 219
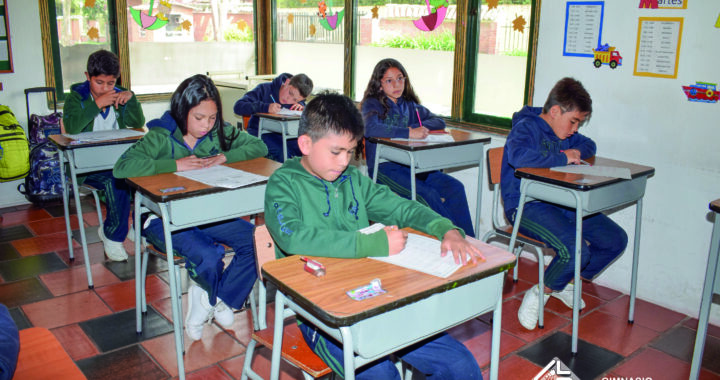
86 49 121 78
542 77 593 117
288 74 314 98
361 58 421 120
299 92 364 158
170 74 238 151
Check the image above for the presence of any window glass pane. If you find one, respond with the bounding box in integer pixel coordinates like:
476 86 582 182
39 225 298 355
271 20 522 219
54 0 112 93
126 0 256 94
473 0 531 119
275 0 344 93
354 1 457 116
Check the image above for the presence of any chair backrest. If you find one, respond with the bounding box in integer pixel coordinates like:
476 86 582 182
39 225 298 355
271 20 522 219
241 115 251 131
487 147 504 186
253 224 276 281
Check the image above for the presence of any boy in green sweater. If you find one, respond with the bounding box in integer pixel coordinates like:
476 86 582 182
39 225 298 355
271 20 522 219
264 92 484 380
63 49 145 261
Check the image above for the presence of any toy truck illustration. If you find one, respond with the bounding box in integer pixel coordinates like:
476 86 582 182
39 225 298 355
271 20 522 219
593 46 622 69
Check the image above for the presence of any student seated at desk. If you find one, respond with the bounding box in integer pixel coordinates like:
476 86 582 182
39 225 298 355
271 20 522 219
264 92 484 380
361 58 475 237
63 49 146 261
502 77 628 330
114 74 267 340
233 73 313 162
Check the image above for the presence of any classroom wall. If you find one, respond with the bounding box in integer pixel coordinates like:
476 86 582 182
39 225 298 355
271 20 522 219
1 0 718 326
526 0 720 325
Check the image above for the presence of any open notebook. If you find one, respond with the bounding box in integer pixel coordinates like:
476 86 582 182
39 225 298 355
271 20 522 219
360 223 463 278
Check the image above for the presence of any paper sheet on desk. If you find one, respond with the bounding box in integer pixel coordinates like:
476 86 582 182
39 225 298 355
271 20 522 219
63 129 145 142
391 134 455 143
175 165 268 188
360 223 461 278
550 165 632 179
276 108 303 116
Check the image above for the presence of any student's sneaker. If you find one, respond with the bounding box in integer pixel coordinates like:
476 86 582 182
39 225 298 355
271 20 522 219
214 300 234 328
518 285 550 330
550 283 586 310
98 227 128 261
185 284 214 341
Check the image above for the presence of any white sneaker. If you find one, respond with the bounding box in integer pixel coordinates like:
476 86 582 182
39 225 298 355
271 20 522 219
214 299 234 328
518 285 549 330
185 284 214 341
98 227 128 261
550 283 586 310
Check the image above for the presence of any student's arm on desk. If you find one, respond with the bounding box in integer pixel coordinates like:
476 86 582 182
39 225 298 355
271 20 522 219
113 130 177 178
221 124 268 163
264 174 390 259
566 132 596 159
505 122 569 168
233 82 272 116
408 103 445 131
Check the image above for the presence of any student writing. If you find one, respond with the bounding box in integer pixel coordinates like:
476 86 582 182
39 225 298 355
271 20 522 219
233 73 313 162
361 58 476 238
264 92 484 380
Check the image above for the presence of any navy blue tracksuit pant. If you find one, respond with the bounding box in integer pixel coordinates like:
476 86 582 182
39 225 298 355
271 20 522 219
84 170 131 243
373 162 475 237
143 218 257 309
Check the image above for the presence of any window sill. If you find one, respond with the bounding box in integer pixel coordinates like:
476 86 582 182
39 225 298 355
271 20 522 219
444 119 510 137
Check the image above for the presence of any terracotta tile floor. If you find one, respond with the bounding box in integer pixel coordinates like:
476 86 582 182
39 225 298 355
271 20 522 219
1 200 719 379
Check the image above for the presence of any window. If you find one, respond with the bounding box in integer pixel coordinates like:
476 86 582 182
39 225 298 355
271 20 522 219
125 0 257 95
464 0 537 127
274 0 344 93
41 0 257 99
44 0 117 99
353 1 458 116
270 0 537 129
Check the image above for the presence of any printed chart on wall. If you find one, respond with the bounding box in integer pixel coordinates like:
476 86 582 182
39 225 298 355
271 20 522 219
0 0 12 73
633 17 683 78
563 1 605 57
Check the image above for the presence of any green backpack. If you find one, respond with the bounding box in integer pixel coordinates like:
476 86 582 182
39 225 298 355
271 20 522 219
0 105 30 182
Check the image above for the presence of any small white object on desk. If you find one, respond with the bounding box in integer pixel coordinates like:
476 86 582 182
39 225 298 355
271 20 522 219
391 134 455 143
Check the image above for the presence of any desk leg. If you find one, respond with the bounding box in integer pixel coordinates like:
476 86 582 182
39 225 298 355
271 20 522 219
474 154 484 238
270 292 286 380
134 193 143 333
58 151 74 261
372 146 381 183
281 126 288 162
339 326 355 380
160 204 186 380
628 198 643 323
67 151 94 289
409 154 417 201
571 192 583 355
489 287 502 380
689 213 720 379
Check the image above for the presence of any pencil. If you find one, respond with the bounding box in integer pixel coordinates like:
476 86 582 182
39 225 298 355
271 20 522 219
270 94 277 104
416 108 423 128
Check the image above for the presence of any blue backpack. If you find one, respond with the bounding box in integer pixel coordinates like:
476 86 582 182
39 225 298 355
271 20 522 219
17 141 67 205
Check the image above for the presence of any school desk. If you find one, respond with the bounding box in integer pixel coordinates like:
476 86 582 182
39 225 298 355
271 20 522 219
213 79 247 129
507 156 654 354
368 128 492 237
126 157 281 380
262 236 516 380
50 132 144 289
690 199 720 379
255 112 300 161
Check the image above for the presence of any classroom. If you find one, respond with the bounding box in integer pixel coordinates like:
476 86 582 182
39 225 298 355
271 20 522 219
0 0 718 379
